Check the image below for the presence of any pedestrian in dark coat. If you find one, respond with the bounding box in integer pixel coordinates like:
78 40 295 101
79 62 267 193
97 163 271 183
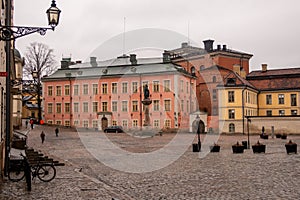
40 131 45 144
55 128 59 137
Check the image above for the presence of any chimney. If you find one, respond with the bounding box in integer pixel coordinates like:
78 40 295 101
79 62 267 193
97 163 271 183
262 64 268 72
90 57 97 67
217 45 221 51
240 68 246 79
181 42 189 48
222 45 227 51
233 64 241 75
203 39 214 52
130 54 137 65
163 52 171 63
61 57 71 69
76 60 82 64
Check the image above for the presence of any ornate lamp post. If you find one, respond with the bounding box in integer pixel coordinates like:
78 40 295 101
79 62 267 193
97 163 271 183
2 0 61 176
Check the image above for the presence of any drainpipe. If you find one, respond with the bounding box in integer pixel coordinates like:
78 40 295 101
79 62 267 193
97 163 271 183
242 87 246 135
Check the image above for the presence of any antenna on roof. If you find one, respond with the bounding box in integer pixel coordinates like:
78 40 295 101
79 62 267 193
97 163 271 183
122 17 126 56
188 20 190 46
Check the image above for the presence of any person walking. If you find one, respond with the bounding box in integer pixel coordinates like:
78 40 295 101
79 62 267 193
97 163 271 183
30 119 34 129
55 128 59 137
25 120 28 128
40 131 45 144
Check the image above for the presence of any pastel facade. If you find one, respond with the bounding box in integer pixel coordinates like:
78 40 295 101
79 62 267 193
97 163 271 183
42 56 197 131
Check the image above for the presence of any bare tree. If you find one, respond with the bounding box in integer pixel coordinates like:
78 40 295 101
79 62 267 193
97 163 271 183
23 42 58 79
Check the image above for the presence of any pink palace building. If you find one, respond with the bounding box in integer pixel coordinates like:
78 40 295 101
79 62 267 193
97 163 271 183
42 53 202 132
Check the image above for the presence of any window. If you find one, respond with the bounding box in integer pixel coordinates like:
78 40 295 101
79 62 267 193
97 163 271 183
266 110 272 116
102 102 108 112
266 94 272 105
132 82 138 93
48 86 53 96
83 120 89 128
186 82 189 93
122 101 128 112
228 109 235 119
154 119 160 128
142 81 148 93
56 86 62 96
92 120 98 128
164 80 170 92
65 103 70 113
83 84 89 95
132 119 138 127
65 85 70 95
212 107 218 116
74 120 79 126
278 94 284 104
229 123 235 133
112 101 117 112
122 82 128 93
279 110 285 116
164 119 171 128
112 120 117 126
83 102 88 112
226 78 236 85
228 91 235 103
212 76 217 83
181 100 184 112
132 101 138 112
180 80 184 92
56 103 62 113
153 81 159 92
56 120 62 125
122 120 128 128
92 102 98 112
213 89 217 101
47 103 53 113
191 66 195 75
47 120 53 125
153 100 159 111
291 94 297 106
65 120 70 127
74 103 79 113
186 100 189 113
112 83 118 94
102 83 108 94
164 100 171 111
92 84 98 95
291 110 297 115
74 85 79 95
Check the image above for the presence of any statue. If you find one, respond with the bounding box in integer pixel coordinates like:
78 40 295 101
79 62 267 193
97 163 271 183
144 84 150 99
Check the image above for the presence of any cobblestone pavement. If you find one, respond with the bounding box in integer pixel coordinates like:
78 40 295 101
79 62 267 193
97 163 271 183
1 124 300 199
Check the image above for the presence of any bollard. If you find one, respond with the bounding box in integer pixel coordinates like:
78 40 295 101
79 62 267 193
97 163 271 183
24 158 31 191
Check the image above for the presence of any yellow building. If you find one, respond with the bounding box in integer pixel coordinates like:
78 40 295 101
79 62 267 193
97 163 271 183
218 64 300 134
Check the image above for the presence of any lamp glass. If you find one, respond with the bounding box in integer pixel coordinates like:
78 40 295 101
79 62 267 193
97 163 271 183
46 1 61 28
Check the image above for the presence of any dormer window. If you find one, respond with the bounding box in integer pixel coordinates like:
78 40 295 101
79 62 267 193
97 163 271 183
226 78 236 85
191 66 195 76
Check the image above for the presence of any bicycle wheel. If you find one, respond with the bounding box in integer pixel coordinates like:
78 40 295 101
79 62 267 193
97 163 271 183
8 162 25 182
37 164 56 182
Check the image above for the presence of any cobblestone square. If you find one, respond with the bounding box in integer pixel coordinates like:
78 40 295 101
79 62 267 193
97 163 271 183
1 125 300 199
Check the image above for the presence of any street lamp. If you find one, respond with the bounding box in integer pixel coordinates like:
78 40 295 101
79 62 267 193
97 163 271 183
0 0 61 41
2 0 61 176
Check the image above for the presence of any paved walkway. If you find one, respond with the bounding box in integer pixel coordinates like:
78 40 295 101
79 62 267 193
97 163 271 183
1 124 300 199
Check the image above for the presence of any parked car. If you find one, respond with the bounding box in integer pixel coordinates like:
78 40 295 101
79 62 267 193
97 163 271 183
103 126 124 133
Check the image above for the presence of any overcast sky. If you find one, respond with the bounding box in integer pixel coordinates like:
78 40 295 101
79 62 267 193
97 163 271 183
14 0 300 71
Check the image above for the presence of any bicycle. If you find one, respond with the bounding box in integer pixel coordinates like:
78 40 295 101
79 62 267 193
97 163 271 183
8 154 56 182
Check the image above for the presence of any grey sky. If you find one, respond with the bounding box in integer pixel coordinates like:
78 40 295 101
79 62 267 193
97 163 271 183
14 0 300 71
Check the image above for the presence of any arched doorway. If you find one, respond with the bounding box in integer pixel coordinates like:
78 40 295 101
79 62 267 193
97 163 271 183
192 120 205 133
101 117 108 130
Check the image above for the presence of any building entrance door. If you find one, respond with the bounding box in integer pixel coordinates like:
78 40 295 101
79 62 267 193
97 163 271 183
101 117 108 130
